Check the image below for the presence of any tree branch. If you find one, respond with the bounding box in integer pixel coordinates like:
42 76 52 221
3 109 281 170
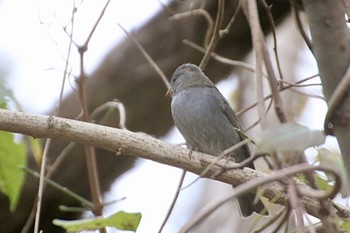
0 109 348 220
303 0 350 183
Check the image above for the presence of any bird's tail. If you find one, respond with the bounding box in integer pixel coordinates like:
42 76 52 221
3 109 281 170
237 192 268 217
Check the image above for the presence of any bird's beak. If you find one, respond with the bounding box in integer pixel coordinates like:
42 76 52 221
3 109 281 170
165 87 173 97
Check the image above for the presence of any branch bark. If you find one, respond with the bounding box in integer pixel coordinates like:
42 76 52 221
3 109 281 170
303 0 350 183
0 109 348 221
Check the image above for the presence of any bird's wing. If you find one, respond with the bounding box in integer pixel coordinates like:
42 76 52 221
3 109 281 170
212 86 254 164
212 86 244 130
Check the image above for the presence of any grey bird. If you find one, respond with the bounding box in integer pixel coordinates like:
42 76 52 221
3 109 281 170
169 63 266 217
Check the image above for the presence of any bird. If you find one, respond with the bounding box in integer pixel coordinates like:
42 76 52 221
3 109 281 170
168 63 266 217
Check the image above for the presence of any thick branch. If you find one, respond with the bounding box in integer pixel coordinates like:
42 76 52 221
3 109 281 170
0 109 348 220
303 0 350 182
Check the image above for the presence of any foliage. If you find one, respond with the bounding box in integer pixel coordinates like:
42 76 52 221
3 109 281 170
0 130 26 211
0 75 27 211
53 211 142 232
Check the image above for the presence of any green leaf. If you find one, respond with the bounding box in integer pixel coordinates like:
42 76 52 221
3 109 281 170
0 131 26 211
53 211 142 232
316 148 348 196
336 218 350 232
28 138 42 165
314 175 333 191
0 74 22 111
255 123 326 154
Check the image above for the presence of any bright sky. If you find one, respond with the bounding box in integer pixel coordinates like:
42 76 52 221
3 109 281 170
0 0 164 113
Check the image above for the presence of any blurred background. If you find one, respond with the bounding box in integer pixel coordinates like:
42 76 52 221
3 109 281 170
0 0 343 232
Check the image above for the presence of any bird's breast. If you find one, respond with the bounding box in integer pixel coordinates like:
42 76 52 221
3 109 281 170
171 88 241 156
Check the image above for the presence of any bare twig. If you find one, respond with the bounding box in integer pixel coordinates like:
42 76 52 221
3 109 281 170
117 23 169 89
220 0 242 36
237 74 319 116
81 0 112 51
33 138 51 233
197 138 252 179
74 2 113 232
32 2 77 232
244 95 273 132
180 139 253 189
169 9 214 47
24 167 93 208
287 88 325 100
258 0 284 81
244 0 267 128
252 207 288 233
261 35 288 123
270 206 291 233
89 99 127 129
244 0 288 124
290 0 313 53
278 79 321 88
199 0 225 69
288 180 305 233
157 170 187 233
179 164 341 233
183 39 261 74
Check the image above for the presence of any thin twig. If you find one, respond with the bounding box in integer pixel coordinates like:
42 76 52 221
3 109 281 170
179 164 341 233
117 23 169 89
244 0 267 128
283 211 291 233
261 37 288 123
290 0 313 53
258 0 284 80
81 0 112 51
220 0 242 36
271 206 291 233
244 94 273 132
24 167 93 208
43 0 78 183
46 142 76 179
169 9 214 47
183 39 260 74
196 138 252 180
278 79 321 88
157 170 187 233
252 207 287 233
199 0 225 69
288 180 305 233
245 0 288 124
89 100 127 129
31 2 78 232
74 2 113 233
77 49 104 219
20 202 37 233
288 87 325 100
56 2 76 116
236 74 319 116
219 153 266 170
33 138 51 233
